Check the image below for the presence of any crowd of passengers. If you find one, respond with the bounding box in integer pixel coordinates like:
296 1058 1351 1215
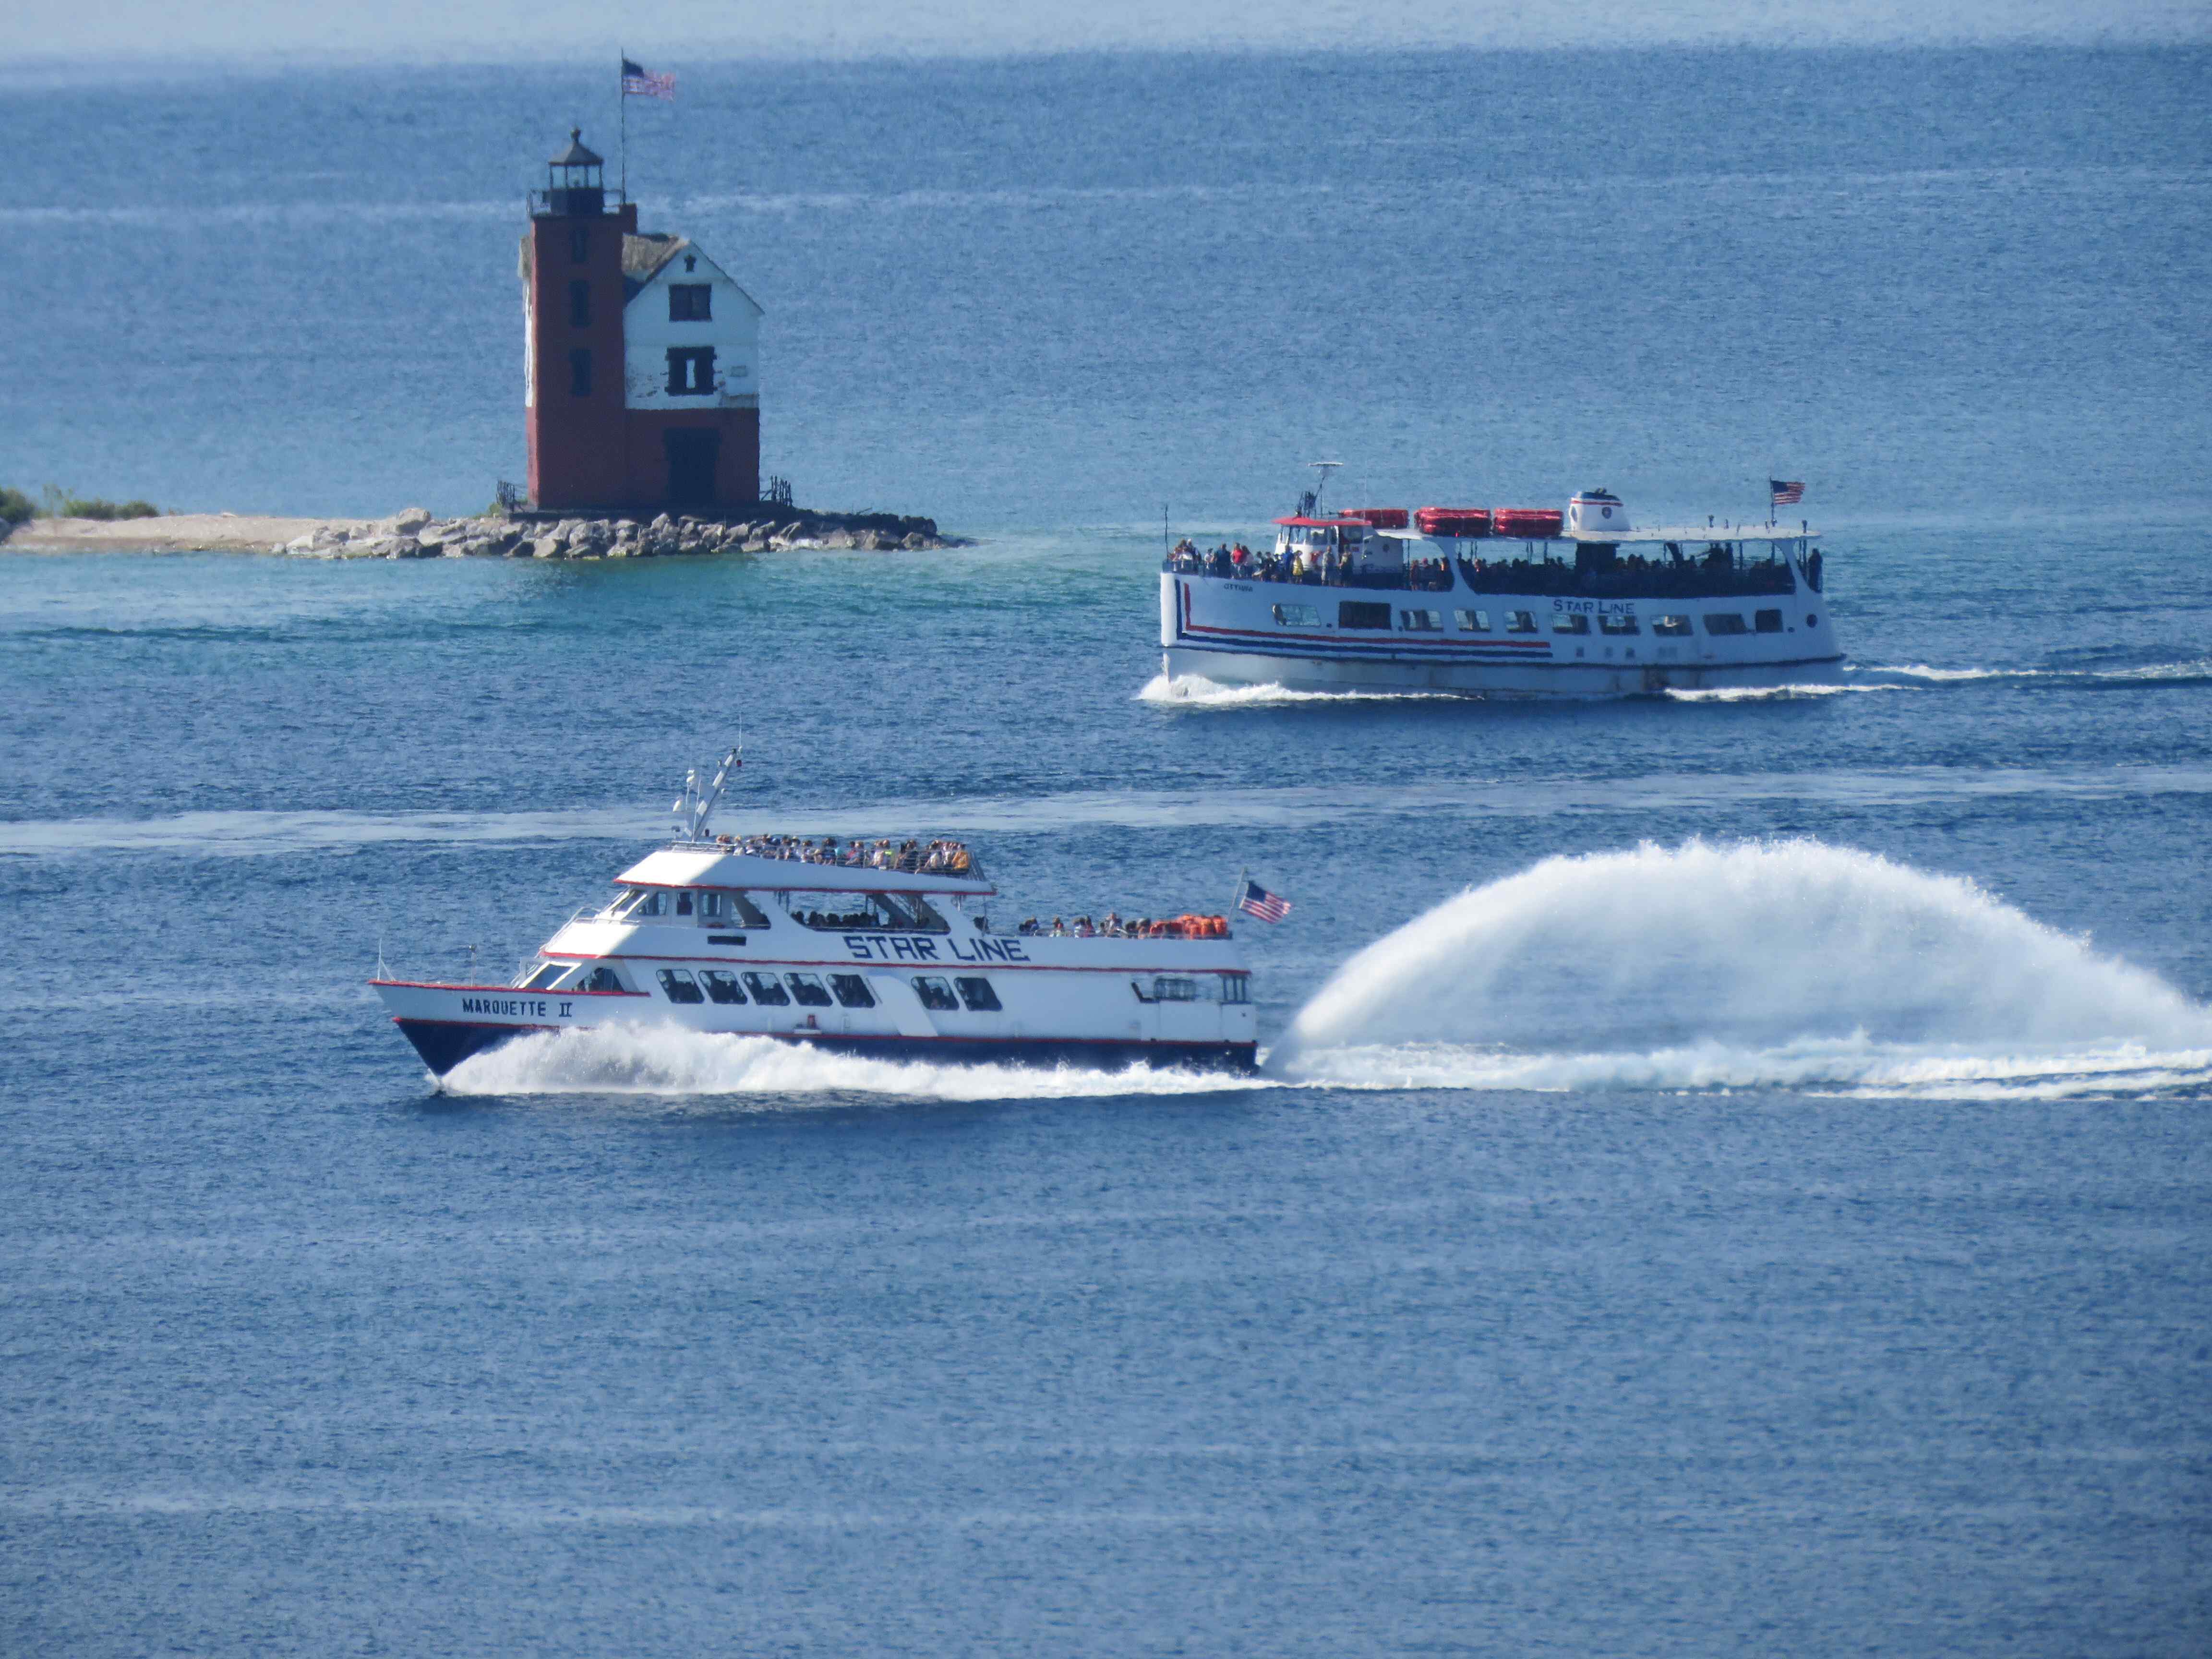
1015 912 1230 939
1166 538 1467 592
713 833 976 875
1168 536 1795 596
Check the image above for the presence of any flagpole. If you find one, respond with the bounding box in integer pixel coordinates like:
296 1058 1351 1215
1229 866 1249 920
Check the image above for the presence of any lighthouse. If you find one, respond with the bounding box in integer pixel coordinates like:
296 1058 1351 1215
521 130 763 513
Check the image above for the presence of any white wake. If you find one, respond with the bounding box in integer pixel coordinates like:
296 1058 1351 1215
1137 672 1458 707
1279 839 2212 1099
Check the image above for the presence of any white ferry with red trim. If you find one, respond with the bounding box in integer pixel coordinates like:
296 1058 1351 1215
1161 473 1838 697
371 753 1258 1078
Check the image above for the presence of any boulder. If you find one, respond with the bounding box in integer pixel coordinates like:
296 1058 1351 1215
529 536 564 559
902 531 930 550
381 506 432 536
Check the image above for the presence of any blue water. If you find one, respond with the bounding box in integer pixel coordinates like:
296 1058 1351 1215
5 47 2212 1656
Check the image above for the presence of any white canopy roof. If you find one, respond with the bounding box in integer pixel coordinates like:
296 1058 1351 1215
617 845 996 897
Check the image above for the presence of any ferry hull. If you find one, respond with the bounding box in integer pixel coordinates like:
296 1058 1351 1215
1163 643 1845 698
393 1016 1257 1079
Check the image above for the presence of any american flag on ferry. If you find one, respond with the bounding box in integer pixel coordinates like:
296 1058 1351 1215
1238 879 1291 924
622 59 676 99
1769 479 1805 507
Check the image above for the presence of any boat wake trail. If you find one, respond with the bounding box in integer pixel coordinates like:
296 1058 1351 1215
1137 673 1458 707
1853 658 2212 691
442 1025 1273 1102
1276 839 2212 1099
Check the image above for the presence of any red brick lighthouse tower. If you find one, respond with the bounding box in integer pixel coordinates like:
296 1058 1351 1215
522 130 762 513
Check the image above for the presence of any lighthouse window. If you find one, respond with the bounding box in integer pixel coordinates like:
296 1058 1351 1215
669 284 712 322
954 976 1002 1012
912 976 961 1012
569 226 589 263
699 970 746 1005
784 973 835 1008
1704 612 1751 636
656 968 706 1004
1755 608 1786 633
568 280 592 327
1455 609 1491 632
666 347 716 396
1503 611 1539 634
829 974 877 1009
1399 609 1443 632
1599 613 1640 636
567 349 592 396
1551 613 1590 635
741 971 791 1006
1653 615 1693 637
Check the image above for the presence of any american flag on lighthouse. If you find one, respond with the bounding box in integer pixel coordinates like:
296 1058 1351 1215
1238 879 1292 924
622 58 676 99
1769 478 1805 507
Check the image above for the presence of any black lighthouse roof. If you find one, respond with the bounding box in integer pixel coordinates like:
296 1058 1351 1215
551 128 603 168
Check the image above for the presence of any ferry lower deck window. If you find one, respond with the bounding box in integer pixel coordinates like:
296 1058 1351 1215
742 971 791 1006
1400 609 1443 631
1599 613 1639 635
700 969 746 1005
784 973 834 1007
1222 974 1250 1004
829 974 876 1009
577 965 629 993
1705 612 1750 635
1153 976 1200 1002
1653 615 1693 637
912 975 961 1012
1455 609 1490 632
1338 601 1393 630
1504 611 1538 634
657 968 705 1004
955 976 1002 1012
1755 608 1785 633
1552 613 1589 635
1272 603 1321 626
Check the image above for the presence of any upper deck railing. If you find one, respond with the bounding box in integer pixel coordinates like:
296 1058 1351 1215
680 833 986 882
1165 542 1806 601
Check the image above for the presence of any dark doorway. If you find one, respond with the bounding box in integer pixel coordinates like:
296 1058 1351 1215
664 429 720 507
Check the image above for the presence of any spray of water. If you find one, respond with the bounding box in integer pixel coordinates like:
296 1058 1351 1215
1279 839 2212 1096
1137 672 1457 707
443 1025 1274 1103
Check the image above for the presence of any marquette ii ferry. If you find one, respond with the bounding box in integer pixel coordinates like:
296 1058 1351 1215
1161 475 1837 697
371 754 1258 1077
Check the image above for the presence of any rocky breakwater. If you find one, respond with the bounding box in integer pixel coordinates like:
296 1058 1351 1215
281 507 960 561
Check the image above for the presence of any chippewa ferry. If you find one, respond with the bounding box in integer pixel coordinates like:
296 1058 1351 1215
371 753 1259 1077
1161 470 1837 697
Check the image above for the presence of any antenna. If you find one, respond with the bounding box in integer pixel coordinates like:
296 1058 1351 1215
673 743 743 843
1306 460 1343 517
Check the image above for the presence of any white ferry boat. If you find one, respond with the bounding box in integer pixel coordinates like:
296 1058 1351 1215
371 754 1259 1078
1161 477 1837 697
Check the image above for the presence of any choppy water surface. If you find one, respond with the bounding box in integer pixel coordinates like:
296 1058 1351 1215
5 46 2212 1658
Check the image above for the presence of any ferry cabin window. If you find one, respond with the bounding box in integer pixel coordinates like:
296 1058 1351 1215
668 283 711 323
613 888 666 919
1455 609 1491 633
1552 613 1590 635
786 890 949 934
1272 603 1322 626
674 891 694 917
742 971 791 1006
1704 613 1751 636
701 890 770 928
1399 609 1443 632
1503 611 1539 634
829 974 877 1009
576 965 630 993
954 976 1002 1012
1755 608 1785 633
1153 976 1201 1002
912 975 961 1012
700 969 746 1005
1652 615 1693 637
1339 601 1393 630
1222 973 1251 1004
520 962 565 990
1599 613 1639 636
656 968 706 1004
785 973 835 1008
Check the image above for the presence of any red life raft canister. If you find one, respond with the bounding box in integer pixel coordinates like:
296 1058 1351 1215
1490 508 1564 538
1414 506 1491 537
1343 507 1409 529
